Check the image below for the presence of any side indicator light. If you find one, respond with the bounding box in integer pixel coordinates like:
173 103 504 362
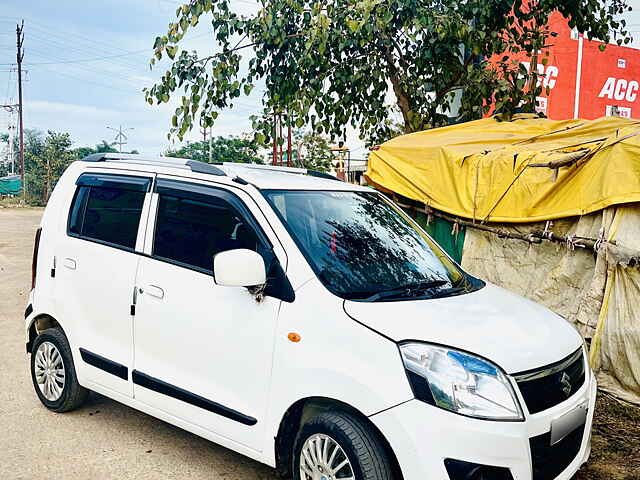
288 333 301 343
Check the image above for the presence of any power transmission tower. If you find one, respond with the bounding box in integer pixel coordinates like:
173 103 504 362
107 125 134 153
16 20 24 198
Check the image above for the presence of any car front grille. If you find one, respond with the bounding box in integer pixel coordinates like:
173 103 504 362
529 423 585 480
514 348 585 414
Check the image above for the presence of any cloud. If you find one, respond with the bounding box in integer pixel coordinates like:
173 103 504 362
128 75 155 84
28 100 121 118
24 97 257 156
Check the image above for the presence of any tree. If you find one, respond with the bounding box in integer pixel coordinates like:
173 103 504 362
25 131 75 203
0 133 12 177
75 140 136 159
293 131 333 172
165 135 263 164
146 0 631 145
2 130 120 204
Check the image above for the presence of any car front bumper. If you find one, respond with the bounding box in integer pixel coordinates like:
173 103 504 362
370 366 597 480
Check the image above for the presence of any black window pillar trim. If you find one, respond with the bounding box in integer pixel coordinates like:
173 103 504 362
151 177 294 303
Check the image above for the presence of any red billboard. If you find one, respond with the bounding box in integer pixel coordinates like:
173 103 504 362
493 12 640 120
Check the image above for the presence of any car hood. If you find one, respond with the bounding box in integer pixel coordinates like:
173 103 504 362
343 283 582 374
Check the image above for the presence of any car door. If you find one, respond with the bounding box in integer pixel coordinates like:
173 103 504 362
55 171 153 397
132 177 284 452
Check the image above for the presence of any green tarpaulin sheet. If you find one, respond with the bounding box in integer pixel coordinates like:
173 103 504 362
402 209 466 264
0 175 21 195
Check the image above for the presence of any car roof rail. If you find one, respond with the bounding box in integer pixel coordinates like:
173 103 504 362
220 162 342 182
80 154 342 182
221 163 306 174
80 153 226 177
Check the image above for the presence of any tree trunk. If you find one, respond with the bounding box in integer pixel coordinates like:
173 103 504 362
383 48 419 133
43 156 50 203
390 75 415 133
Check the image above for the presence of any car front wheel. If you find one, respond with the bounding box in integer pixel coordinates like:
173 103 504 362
293 411 393 480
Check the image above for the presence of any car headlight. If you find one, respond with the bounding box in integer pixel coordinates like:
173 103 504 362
400 343 524 421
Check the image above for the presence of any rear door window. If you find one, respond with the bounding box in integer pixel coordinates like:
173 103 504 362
68 173 151 250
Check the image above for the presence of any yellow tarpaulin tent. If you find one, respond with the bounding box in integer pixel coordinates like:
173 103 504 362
366 114 640 223
367 115 640 404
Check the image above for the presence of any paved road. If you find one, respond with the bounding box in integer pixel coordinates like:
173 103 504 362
0 208 278 480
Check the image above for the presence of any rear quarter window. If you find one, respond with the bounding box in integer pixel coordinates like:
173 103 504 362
67 173 151 250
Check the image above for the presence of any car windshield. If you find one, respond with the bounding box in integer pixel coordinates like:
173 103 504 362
264 190 474 301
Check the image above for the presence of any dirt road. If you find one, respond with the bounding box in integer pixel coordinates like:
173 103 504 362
0 208 278 480
1 208 637 479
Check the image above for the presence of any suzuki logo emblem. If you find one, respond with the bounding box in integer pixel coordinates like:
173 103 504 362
559 372 572 397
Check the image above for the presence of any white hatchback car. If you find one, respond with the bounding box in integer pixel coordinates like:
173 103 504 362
25 153 596 480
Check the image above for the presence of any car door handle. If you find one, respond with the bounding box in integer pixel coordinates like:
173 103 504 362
63 258 77 270
146 285 164 299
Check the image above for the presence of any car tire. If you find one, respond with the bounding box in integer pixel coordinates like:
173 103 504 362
30 328 89 412
293 411 393 480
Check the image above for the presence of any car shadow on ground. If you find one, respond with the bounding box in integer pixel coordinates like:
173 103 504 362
75 392 280 479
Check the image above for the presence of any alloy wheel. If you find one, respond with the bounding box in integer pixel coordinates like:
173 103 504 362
299 433 355 480
34 341 66 401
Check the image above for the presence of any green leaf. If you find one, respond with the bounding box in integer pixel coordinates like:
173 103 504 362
147 0 633 143
166 46 178 59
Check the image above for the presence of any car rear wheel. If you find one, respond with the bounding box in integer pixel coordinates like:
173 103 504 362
30 328 89 412
293 411 393 480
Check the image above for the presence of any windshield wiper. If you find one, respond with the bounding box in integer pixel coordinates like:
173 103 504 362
362 279 449 302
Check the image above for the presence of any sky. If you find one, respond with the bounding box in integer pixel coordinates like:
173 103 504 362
0 0 274 157
0 1 640 158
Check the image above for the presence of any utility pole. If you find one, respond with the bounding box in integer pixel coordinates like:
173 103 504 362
16 21 25 199
278 114 283 166
272 113 278 166
107 125 134 153
199 126 213 163
287 121 292 168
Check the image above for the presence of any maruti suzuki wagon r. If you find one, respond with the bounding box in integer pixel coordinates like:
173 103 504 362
25 153 595 480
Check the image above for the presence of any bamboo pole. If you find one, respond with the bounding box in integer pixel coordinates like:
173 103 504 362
394 199 611 250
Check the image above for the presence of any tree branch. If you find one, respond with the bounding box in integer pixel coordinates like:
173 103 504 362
383 46 414 132
433 53 476 101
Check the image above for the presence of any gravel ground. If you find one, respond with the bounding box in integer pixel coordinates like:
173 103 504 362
1 207 638 479
0 208 278 480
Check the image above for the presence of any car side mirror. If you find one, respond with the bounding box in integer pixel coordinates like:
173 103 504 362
213 249 266 287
